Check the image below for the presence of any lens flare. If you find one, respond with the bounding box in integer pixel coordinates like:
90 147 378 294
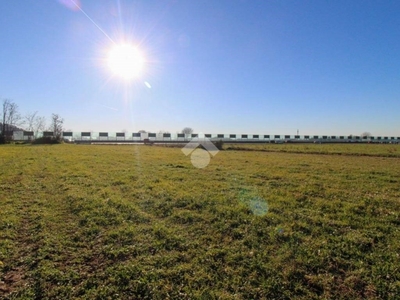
108 44 145 80
58 0 81 11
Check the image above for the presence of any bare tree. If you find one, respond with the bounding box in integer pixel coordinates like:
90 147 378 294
24 111 37 131
34 116 46 138
6 102 21 130
24 111 44 132
1 100 8 135
157 130 170 138
361 132 371 137
1 99 22 141
49 113 64 141
181 127 193 135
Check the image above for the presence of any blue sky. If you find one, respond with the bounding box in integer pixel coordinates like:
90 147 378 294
1 0 399 135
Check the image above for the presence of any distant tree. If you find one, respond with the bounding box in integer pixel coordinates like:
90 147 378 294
24 112 46 138
361 132 371 137
138 130 147 133
24 111 38 131
157 130 170 138
49 113 64 141
34 116 46 138
1 99 22 143
182 127 193 135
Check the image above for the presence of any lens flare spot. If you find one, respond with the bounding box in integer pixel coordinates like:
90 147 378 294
58 0 81 11
249 197 268 216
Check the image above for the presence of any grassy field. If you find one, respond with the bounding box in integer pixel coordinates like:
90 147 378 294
0 144 399 299
226 143 400 157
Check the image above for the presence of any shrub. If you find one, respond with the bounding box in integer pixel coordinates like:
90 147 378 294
32 137 61 144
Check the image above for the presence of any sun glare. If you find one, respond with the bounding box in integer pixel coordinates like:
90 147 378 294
108 44 144 80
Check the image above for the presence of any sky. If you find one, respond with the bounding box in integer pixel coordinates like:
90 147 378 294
1 0 399 136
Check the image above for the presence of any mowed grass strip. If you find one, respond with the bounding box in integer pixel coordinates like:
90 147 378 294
0 144 399 299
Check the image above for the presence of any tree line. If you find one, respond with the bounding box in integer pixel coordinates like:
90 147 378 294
0 99 64 144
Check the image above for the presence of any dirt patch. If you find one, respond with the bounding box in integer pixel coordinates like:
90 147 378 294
0 267 27 295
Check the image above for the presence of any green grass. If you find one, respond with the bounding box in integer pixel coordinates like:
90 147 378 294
226 142 400 157
0 144 399 299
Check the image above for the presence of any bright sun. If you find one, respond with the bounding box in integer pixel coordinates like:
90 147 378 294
108 44 144 80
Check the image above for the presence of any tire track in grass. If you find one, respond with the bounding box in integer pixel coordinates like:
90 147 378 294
0 147 77 298
0 146 43 297
0 187 43 297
